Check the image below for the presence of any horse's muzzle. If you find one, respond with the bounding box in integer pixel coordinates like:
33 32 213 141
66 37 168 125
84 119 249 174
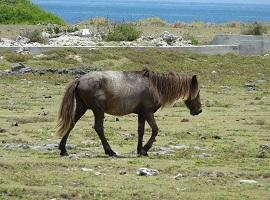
191 109 202 116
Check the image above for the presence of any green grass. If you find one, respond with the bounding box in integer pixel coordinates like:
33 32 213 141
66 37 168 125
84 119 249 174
0 49 270 199
0 0 65 25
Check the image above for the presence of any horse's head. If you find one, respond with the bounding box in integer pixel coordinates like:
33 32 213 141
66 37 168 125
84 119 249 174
184 75 202 116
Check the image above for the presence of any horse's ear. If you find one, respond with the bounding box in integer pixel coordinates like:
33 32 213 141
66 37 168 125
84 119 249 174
191 75 198 86
190 75 199 99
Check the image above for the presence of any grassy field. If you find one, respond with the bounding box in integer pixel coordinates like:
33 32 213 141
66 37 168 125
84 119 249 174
0 48 270 199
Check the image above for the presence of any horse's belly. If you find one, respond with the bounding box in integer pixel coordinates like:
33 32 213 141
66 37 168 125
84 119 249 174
105 98 139 116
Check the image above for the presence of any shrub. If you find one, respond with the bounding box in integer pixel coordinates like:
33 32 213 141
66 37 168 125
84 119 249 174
138 17 168 27
184 34 199 45
173 21 188 28
241 22 267 35
23 29 47 43
105 23 142 41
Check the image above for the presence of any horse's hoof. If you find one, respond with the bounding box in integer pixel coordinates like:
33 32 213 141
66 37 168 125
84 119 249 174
106 150 117 157
139 149 148 156
60 151 69 156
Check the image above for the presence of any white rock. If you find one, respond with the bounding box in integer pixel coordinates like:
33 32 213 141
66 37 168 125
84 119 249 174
80 29 91 36
137 168 159 176
81 168 94 172
239 180 257 184
174 173 183 180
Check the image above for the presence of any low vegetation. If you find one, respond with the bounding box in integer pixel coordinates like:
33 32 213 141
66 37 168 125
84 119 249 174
0 48 269 199
23 29 48 43
105 23 142 41
0 0 65 25
241 22 267 35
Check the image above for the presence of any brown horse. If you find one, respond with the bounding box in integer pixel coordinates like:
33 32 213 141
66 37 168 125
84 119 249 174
57 69 202 157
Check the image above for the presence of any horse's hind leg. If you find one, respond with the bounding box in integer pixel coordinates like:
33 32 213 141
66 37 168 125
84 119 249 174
93 110 116 157
59 100 87 156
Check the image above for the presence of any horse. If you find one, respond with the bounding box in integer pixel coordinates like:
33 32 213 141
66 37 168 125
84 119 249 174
56 69 202 157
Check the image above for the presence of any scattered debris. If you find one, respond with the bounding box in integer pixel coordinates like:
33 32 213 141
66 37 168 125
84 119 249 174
136 168 159 176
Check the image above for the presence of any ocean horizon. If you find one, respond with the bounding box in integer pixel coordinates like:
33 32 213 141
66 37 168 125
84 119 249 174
32 0 270 24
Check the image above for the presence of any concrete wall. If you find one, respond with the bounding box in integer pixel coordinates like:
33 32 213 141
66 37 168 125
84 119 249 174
0 45 239 55
210 35 270 55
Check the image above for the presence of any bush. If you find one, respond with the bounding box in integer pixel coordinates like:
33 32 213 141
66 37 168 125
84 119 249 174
105 23 142 41
23 29 47 43
138 17 168 27
184 34 199 45
241 22 267 35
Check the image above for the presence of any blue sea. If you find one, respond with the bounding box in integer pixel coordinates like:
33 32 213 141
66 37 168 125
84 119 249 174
32 0 270 24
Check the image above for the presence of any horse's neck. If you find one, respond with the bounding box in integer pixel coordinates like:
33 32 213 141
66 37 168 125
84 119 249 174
150 73 191 106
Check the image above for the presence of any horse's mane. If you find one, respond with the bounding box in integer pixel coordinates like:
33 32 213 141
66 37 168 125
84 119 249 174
142 69 199 107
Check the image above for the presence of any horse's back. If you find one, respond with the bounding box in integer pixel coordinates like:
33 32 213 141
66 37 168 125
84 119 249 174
77 71 152 115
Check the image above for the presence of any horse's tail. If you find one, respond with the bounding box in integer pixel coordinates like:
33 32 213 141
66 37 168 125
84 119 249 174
56 79 79 137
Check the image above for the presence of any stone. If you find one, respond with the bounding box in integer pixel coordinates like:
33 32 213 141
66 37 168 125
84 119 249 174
80 29 92 36
160 31 177 44
19 67 32 73
174 173 183 180
137 168 159 176
81 168 94 172
155 147 175 155
119 170 127 175
11 63 26 72
181 118 189 122
213 135 222 140
11 121 18 127
239 180 257 184
193 146 208 151
16 35 30 44
245 82 256 90
194 153 212 158
0 128 6 133
170 144 189 150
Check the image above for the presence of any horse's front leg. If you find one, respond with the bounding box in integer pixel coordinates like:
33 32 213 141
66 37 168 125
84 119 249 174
141 112 159 156
137 113 145 155
93 110 116 157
